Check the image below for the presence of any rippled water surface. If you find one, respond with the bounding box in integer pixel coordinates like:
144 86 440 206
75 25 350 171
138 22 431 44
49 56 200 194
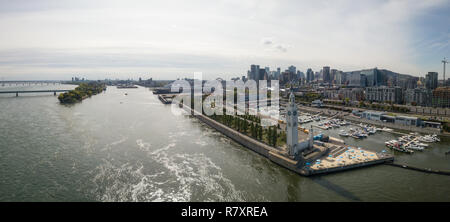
1 85 449 201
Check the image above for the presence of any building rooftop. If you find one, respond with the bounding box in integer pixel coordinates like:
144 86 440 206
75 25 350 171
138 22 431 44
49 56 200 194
396 115 419 120
363 111 386 115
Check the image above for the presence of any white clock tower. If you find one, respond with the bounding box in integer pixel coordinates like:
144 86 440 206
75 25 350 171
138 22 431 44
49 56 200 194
286 89 298 157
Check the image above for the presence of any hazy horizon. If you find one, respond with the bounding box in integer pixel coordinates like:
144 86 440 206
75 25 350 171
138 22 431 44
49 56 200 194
0 0 448 81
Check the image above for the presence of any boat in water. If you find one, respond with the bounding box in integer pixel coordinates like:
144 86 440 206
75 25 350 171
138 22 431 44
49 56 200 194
381 127 393 132
405 144 424 151
418 135 440 143
338 130 350 137
385 140 414 154
416 142 429 147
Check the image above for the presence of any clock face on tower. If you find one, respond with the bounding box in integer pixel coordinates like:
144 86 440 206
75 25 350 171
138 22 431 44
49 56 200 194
287 111 291 116
293 111 297 116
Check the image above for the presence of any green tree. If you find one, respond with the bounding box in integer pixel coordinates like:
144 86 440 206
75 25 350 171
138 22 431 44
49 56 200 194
359 101 365 108
243 120 248 133
267 126 273 146
251 123 256 138
272 127 277 146
258 125 263 140
345 97 350 106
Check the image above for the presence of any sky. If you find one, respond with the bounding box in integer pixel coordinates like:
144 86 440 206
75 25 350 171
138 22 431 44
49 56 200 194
0 0 448 80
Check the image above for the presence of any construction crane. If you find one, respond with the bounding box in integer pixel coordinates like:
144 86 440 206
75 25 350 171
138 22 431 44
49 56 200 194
443 57 448 86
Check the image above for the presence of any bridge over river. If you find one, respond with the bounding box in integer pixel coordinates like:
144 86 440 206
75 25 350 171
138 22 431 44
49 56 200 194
0 80 64 87
0 90 71 96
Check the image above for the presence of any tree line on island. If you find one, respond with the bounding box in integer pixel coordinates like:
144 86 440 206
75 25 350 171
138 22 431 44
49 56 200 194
58 82 106 104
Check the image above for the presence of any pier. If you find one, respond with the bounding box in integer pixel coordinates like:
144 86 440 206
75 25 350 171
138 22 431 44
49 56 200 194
306 144 394 175
157 94 174 104
178 102 394 176
160 86 395 177
0 90 71 97
402 136 420 148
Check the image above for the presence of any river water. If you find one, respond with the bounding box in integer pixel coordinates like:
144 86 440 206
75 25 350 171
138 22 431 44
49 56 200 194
0 85 449 201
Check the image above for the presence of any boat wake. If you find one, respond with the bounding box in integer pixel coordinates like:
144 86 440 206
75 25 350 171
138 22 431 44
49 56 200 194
91 138 244 202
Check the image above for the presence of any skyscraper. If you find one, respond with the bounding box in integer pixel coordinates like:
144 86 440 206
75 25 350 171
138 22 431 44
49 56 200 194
288 65 296 75
347 71 366 87
330 69 337 84
297 71 305 79
306 68 314 83
276 67 281 80
249 64 260 80
259 68 268 80
362 68 384 86
323 66 331 84
425 72 438 90
335 71 345 85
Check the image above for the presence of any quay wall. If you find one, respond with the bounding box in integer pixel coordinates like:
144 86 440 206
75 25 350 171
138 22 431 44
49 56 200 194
268 151 307 175
195 113 275 158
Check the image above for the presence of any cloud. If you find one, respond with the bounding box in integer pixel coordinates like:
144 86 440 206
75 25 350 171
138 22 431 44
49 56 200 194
0 0 448 79
274 44 287 53
260 37 287 52
0 48 257 80
260 37 273 46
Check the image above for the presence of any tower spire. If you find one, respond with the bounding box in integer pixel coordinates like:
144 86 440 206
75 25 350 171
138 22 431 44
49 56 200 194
286 87 298 157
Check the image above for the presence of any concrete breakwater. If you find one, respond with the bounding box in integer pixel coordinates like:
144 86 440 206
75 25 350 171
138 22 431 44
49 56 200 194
158 95 171 104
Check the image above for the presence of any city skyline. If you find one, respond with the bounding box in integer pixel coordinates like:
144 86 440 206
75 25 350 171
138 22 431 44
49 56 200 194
0 0 448 80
